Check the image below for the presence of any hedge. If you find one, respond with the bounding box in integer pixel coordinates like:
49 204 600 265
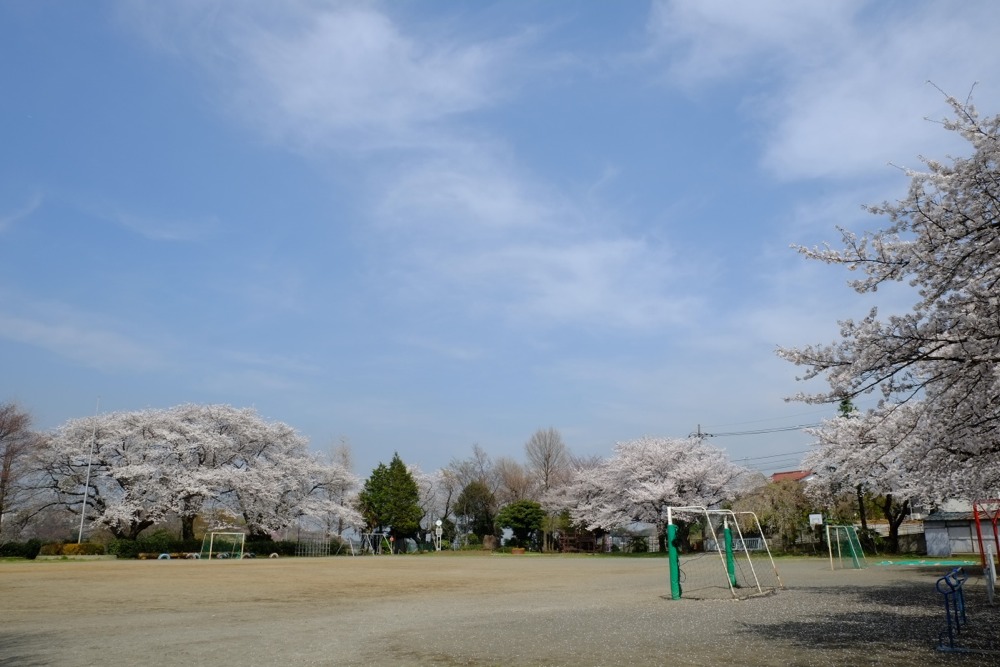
38 542 107 556
0 539 42 559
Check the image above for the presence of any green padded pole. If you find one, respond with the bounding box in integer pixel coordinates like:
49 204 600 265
668 510 681 600
724 518 737 588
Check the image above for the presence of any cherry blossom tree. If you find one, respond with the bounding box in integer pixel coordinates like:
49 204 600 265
421 465 461 545
35 404 360 540
551 436 749 549
799 402 984 552
39 409 179 539
408 463 444 540
778 97 1000 498
320 438 358 538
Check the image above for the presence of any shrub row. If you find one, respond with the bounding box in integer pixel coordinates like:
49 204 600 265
107 536 304 559
108 536 202 559
3 535 343 560
0 539 43 559
38 542 106 556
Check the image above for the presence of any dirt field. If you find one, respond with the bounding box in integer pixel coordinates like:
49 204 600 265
3 553 999 666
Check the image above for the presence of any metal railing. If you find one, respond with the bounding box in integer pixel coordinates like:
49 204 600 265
936 567 968 652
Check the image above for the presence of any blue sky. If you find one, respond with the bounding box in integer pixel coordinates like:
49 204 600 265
3 1 999 478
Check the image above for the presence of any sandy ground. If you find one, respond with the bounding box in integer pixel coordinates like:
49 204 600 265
3 553 999 666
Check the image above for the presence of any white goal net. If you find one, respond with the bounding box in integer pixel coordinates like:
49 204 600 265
199 532 246 560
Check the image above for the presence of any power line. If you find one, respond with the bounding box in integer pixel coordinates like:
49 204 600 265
734 449 813 475
690 423 821 438
705 409 832 428
712 423 821 437
737 449 811 462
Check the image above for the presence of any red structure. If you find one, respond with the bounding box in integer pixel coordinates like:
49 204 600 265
973 499 1000 568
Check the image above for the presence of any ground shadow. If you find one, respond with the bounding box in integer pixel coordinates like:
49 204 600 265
742 579 1000 657
0 632 56 667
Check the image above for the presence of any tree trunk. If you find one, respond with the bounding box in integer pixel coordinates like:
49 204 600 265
0 445 13 535
882 494 910 554
180 515 196 541
247 529 272 542
856 484 868 531
113 520 154 540
671 521 691 553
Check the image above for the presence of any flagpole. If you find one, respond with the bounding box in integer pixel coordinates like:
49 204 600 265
77 399 99 544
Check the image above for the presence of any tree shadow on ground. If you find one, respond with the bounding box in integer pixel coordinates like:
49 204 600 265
742 578 1000 659
0 632 54 667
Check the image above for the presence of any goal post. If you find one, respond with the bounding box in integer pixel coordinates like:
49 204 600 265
826 525 866 570
666 506 782 600
199 532 246 560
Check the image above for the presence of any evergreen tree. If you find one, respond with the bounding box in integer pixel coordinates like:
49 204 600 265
496 500 545 548
454 480 497 541
357 452 423 551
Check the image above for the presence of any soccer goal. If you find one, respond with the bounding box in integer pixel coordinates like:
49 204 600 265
826 525 866 570
199 532 246 560
666 507 783 601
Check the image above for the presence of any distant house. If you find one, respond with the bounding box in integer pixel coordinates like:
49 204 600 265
770 470 813 483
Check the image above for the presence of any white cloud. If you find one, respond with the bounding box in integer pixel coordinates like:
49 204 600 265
200 368 301 396
110 210 218 242
0 192 42 233
377 148 558 236
374 144 705 331
647 0 862 84
395 335 484 362
122 1 520 153
649 0 1000 182
117 2 725 334
461 239 702 329
758 14 1000 181
0 306 163 372
237 8 508 147
220 349 321 376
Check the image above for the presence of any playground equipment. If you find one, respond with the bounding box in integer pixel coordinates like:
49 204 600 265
973 499 1000 569
360 533 393 554
826 525 866 570
985 544 997 605
665 507 783 600
936 567 969 651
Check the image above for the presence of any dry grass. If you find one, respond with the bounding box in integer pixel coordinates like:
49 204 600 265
2 554 999 666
